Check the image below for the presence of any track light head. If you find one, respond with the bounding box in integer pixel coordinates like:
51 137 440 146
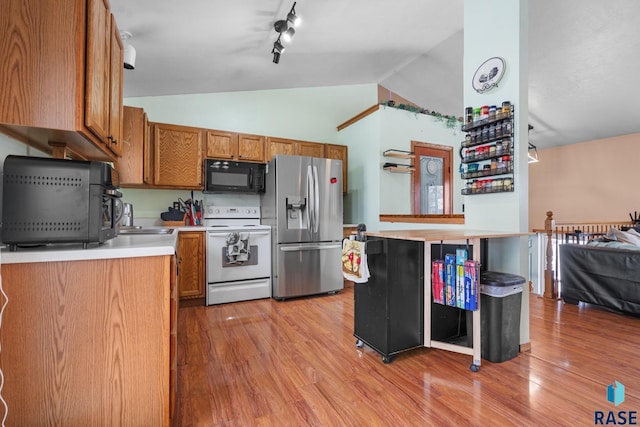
288 2 300 27
273 52 281 64
287 11 300 27
282 27 295 42
273 38 285 55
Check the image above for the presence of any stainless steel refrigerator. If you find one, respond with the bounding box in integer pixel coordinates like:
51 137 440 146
261 155 344 299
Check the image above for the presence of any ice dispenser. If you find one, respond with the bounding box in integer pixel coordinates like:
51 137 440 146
286 196 308 229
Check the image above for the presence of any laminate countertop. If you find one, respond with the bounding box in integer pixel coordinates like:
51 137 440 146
1 228 180 264
364 229 531 242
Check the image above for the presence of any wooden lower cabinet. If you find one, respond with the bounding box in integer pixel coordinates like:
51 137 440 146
0 255 176 426
177 231 206 300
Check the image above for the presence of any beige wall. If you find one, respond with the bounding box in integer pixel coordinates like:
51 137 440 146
529 132 640 230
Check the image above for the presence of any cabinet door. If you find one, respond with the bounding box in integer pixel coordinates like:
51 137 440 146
298 141 325 158
237 133 265 163
85 0 111 146
265 137 297 161
205 130 237 160
153 123 203 188
326 144 348 194
178 231 206 299
118 106 145 185
108 15 123 156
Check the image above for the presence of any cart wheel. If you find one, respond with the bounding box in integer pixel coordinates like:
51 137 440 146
355 339 364 348
382 355 394 364
470 364 480 372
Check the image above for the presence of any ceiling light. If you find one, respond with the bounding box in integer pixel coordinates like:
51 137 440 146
120 31 136 70
270 2 301 63
273 38 285 55
287 2 301 27
282 27 295 42
528 143 539 163
528 125 539 163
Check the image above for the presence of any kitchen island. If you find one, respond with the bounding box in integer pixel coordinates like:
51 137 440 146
358 229 530 369
0 232 179 426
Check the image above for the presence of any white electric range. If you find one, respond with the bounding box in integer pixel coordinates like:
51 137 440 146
202 206 271 305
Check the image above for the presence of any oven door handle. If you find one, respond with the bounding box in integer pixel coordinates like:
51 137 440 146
280 244 341 251
207 231 271 237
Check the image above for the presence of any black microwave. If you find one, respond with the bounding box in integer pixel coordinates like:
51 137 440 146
203 159 265 194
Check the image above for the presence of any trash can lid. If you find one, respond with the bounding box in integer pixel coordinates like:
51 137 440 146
481 271 526 287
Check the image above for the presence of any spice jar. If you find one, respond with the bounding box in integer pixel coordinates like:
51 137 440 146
480 105 489 120
491 158 497 170
496 141 503 155
465 107 473 124
501 101 511 116
502 155 511 170
473 108 481 123
488 105 497 120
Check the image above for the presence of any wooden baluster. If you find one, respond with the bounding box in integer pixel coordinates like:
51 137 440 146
544 211 558 299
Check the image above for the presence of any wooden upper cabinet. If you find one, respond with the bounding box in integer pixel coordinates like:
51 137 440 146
298 141 325 158
237 133 265 162
0 0 124 161
177 231 206 300
85 0 111 145
107 15 124 156
205 129 236 160
206 130 265 163
118 106 148 185
265 137 297 161
152 122 204 188
326 144 348 194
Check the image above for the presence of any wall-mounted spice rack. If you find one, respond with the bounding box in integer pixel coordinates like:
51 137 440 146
459 103 515 195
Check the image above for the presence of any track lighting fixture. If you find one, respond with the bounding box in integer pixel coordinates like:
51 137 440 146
528 124 539 163
272 36 285 63
271 2 300 64
287 3 301 27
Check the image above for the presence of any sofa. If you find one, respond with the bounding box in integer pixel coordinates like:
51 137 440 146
560 231 640 316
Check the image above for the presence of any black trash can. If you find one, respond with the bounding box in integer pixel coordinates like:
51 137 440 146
480 271 525 363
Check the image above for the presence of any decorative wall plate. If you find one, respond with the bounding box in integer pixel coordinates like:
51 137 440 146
472 57 505 93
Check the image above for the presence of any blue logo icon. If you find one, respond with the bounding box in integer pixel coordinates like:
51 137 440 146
608 381 625 406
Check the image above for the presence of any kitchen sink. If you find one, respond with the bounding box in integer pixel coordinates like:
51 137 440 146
118 227 175 235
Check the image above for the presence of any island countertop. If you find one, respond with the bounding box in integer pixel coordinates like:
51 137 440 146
364 229 531 242
1 230 178 264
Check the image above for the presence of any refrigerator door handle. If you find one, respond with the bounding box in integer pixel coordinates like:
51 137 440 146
280 244 342 251
307 164 315 233
313 165 320 234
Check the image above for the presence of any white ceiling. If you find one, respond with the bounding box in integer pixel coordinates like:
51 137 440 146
110 0 640 150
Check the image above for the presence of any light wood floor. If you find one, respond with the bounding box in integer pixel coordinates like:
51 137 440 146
175 286 640 426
